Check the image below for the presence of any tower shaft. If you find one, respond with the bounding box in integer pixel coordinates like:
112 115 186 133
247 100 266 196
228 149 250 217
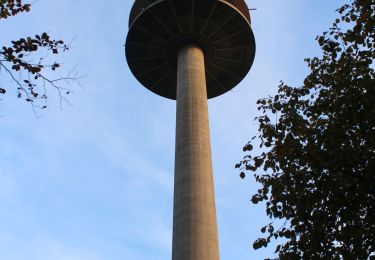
173 44 219 260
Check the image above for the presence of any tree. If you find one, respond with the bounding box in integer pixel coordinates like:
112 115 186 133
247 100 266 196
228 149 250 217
237 0 375 258
0 0 80 112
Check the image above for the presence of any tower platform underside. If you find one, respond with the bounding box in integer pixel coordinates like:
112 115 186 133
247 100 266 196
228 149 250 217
126 0 256 99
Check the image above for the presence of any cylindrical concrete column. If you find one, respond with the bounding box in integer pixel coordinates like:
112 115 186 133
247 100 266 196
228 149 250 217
172 44 220 260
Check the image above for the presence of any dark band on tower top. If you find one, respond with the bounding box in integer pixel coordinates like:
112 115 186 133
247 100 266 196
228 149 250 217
129 0 251 26
126 0 256 100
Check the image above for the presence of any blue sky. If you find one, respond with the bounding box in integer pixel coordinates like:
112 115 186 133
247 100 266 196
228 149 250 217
0 0 346 259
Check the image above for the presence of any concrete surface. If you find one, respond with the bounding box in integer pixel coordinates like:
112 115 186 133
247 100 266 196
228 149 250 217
172 44 220 260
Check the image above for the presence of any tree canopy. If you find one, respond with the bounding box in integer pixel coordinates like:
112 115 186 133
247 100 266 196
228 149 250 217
0 0 80 112
237 0 375 258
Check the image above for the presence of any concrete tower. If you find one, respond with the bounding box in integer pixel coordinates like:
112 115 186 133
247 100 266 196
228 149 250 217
125 1 255 259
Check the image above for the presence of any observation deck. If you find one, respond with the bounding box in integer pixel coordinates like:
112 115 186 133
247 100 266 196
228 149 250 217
125 0 256 99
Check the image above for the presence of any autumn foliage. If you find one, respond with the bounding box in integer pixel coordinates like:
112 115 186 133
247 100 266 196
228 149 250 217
0 0 79 111
237 0 375 258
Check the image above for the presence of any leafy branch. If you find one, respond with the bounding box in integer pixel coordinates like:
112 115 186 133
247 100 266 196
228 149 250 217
0 0 82 114
238 0 375 258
